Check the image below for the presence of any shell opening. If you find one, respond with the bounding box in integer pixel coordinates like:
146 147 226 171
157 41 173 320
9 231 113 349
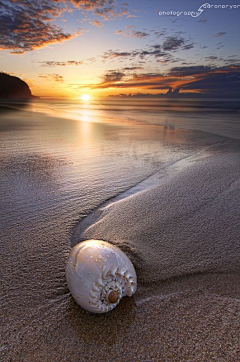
98 278 123 310
107 290 120 304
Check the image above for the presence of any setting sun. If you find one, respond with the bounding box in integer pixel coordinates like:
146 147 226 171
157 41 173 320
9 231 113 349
81 94 91 102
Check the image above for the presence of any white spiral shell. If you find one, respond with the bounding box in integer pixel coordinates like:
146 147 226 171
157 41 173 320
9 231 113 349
65 240 137 313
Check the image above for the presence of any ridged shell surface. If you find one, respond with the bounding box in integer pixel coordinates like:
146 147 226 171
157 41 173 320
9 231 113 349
65 240 137 313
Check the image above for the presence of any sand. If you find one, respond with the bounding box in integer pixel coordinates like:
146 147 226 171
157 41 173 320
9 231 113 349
1 128 240 361
78 139 240 361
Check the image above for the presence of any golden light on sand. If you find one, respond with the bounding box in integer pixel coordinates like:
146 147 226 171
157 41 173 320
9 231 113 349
81 94 91 102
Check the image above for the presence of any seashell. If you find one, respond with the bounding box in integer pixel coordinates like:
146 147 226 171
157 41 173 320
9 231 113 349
65 239 137 313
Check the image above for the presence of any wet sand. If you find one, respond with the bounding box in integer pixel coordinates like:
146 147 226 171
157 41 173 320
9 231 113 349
77 140 240 361
1 139 239 361
1 105 240 361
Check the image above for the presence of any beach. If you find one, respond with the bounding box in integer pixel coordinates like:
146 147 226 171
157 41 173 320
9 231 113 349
0 99 240 361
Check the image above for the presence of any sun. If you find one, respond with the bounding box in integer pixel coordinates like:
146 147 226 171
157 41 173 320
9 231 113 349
81 94 91 102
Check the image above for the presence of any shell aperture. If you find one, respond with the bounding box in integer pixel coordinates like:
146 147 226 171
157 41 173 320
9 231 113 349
65 240 137 313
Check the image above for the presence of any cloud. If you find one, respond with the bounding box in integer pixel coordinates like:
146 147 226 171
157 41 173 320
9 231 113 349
0 0 81 53
68 0 115 11
0 0 132 53
151 29 167 38
162 37 185 51
179 65 240 96
168 66 212 76
216 42 224 50
103 50 138 59
122 66 143 71
205 56 219 61
93 7 117 19
81 65 240 97
183 43 194 50
102 36 193 63
167 65 240 97
87 57 97 63
126 14 138 18
90 20 103 28
107 36 195 58
103 70 125 82
224 57 240 64
38 73 64 82
102 45 170 61
115 26 149 39
213 32 226 37
100 67 144 86
91 72 171 90
39 60 84 67
69 0 131 20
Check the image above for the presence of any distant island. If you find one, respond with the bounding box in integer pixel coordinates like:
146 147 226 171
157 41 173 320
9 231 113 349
0 72 36 100
108 89 237 99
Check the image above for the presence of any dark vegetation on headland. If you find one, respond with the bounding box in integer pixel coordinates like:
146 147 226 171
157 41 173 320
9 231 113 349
0 72 36 100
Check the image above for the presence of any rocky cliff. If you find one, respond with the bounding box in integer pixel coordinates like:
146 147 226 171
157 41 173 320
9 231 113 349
0 72 33 99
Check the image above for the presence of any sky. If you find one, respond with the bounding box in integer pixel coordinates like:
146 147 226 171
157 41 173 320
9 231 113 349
0 0 240 98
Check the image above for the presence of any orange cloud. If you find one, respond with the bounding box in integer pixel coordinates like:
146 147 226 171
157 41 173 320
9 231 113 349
0 1 82 53
77 66 240 98
90 20 103 28
114 26 149 39
38 73 64 82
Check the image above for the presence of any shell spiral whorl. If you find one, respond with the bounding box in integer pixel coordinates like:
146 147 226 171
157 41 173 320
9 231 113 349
65 240 137 313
